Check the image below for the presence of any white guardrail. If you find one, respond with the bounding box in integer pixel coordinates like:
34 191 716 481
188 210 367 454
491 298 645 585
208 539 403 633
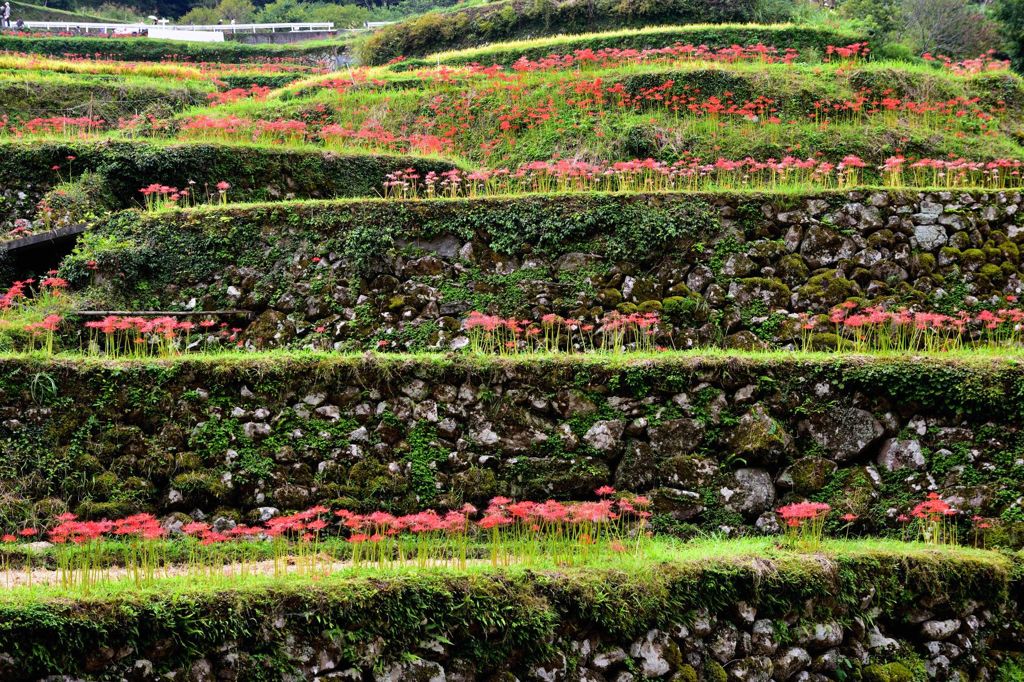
21 21 335 35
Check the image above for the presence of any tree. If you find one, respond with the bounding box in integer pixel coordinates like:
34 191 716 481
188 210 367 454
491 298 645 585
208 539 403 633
901 0 1001 56
995 0 1024 70
215 0 257 21
839 0 904 42
179 6 220 22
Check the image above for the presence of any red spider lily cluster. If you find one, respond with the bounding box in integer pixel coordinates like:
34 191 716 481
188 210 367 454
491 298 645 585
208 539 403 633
0 280 29 310
777 501 831 550
206 84 271 107
180 115 309 144
139 180 231 211
83 315 242 356
14 115 106 137
909 493 959 546
498 42 803 72
0 276 67 353
824 42 870 61
818 300 1024 352
381 155 1024 199
923 50 1010 75
462 310 661 354
139 183 189 211
0 491 651 588
809 92 1000 131
174 75 1005 162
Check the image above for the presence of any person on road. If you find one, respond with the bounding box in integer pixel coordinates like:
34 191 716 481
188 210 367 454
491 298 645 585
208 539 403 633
1 3 12 29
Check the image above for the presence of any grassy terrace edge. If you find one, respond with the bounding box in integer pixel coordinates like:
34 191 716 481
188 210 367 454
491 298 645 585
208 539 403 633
0 33 345 63
0 539 1014 679
400 23 869 67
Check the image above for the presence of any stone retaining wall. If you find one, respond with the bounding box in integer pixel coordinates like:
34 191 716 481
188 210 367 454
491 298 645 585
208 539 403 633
1 551 1018 681
4 355 1023 544
66 190 1024 351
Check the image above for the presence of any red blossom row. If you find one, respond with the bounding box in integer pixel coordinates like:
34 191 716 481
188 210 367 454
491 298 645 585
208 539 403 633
382 155 1024 198
4 490 650 547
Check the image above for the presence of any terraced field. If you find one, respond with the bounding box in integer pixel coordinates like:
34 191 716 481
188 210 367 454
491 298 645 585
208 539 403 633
2 4 1024 680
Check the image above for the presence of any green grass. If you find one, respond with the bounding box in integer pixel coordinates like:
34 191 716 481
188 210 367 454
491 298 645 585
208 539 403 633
1 347 1023 368
411 21 867 66
0 536 1010 602
9 0 115 22
0 70 214 122
152 56 1024 169
3 33 1021 177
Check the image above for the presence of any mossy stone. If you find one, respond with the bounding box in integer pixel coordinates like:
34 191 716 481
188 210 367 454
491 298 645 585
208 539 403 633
668 282 694 296
800 271 859 307
862 662 916 682
663 295 706 324
961 249 987 270
447 467 498 507
92 471 120 496
74 454 104 474
171 471 229 503
637 300 663 313
616 303 639 314
980 263 1005 285
911 252 936 274
867 229 895 248
175 451 203 471
388 295 407 311
673 664 698 682
776 253 810 283
599 288 623 306
950 231 972 249
703 661 728 682
76 499 139 520
732 277 791 308
787 457 837 495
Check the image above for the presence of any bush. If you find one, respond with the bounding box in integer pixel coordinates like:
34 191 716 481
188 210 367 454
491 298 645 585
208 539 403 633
996 0 1024 72
36 171 117 230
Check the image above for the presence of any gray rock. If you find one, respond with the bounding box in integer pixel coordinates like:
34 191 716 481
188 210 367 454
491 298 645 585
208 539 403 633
709 623 740 663
727 656 773 682
751 619 778 656
628 630 671 677
592 648 627 670
721 468 776 518
800 225 857 268
876 439 926 471
803 407 884 462
725 406 794 464
374 660 445 682
773 647 811 680
866 626 900 653
913 223 947 250
583 420 626 456
922 619 961 641
243 422 272 439
648 418 704 457
256 507 279 522
315 405 341 421
798 621 843 650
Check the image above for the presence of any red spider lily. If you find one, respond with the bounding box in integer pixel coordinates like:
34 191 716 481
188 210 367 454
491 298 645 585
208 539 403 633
777 501 830 550
909 493 959 546
923 50 1010 75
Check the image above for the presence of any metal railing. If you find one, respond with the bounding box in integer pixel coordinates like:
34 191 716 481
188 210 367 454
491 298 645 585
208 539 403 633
21 21 335 35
